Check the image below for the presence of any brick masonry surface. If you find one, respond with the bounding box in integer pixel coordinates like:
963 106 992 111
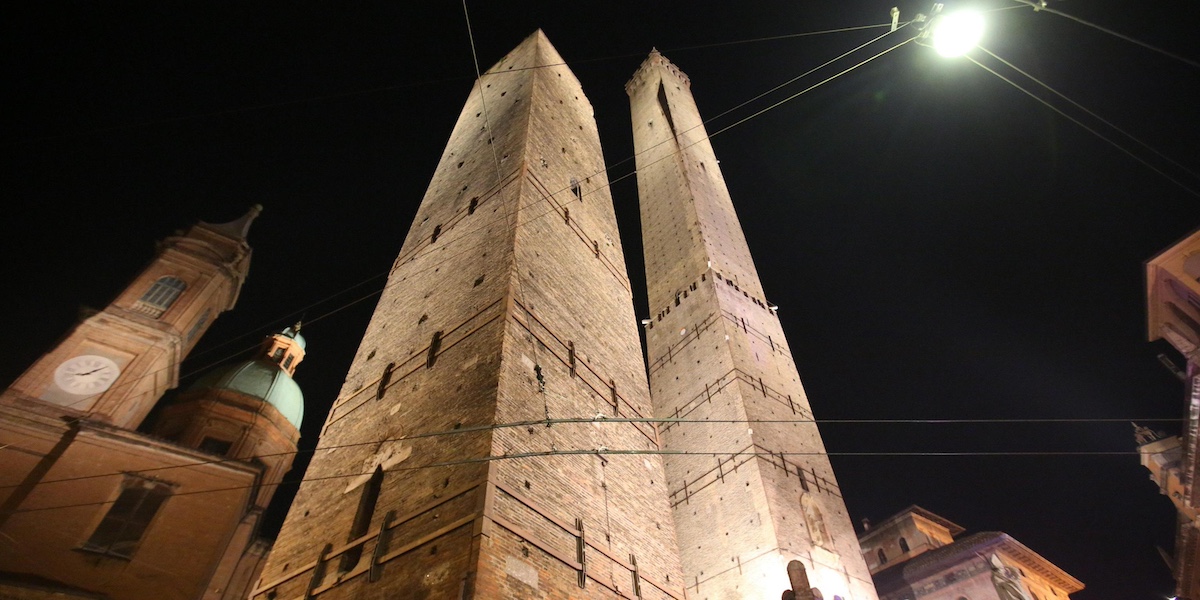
627 51 879 600
255 31 684 600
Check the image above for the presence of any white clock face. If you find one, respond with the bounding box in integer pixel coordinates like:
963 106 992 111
54 355 121 395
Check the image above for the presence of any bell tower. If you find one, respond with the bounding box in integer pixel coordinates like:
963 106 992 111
6 205 260 428
628 52 879 599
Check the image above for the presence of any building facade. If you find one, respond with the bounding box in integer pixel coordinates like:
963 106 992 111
1138 227 1200 598
859 507 1083 600
252 31 685 600
626 50 878 599
0 207 305 600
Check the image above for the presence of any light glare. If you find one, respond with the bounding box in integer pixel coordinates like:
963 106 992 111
932 11 985 57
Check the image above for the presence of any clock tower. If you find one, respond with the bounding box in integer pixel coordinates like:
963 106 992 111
6 205 260 428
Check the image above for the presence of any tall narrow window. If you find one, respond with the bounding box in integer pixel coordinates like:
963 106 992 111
898 537 910 553
340 466 383 572
426 331 443 368
134 276 186 317
468 197 478 214
877 548 888 565
657 82 677 136
570 178 582 201
376 362 395 400
431 224 442 244
83 477 173 558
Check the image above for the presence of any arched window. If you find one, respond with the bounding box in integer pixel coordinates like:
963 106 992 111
899 537 910 553
135 276 186 317
877 548 888 564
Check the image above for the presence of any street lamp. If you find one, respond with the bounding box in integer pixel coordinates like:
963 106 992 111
910 4 986 57
931 10 985 57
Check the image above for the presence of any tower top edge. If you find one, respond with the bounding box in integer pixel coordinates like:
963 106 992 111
483 28 574 77
625 49 691 95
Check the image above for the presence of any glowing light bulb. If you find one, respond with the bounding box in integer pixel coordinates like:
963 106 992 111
932 10 985 57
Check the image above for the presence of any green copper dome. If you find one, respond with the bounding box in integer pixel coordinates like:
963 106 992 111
190 359 304 428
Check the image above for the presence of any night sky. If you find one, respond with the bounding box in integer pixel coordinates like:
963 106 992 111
2 2 1196 597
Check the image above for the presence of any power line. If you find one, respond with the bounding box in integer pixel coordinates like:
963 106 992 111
4 443 1155 516
5 20 898 147
1016 1 1200 70
39 22 917 416
977 45 1200 182
2 415 1175 491
966 49 1200 198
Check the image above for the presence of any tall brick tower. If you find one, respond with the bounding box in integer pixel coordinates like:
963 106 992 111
627 51 879 599
253 31 685 599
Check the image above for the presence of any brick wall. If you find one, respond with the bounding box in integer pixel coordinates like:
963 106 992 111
628 51 879 600
256 30 683 600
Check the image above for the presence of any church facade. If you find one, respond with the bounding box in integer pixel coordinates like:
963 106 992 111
0 207 306 600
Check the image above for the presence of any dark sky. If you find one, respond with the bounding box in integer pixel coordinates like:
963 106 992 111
2 2 1196 597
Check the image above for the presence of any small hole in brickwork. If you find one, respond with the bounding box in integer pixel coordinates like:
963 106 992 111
303 510 309 517
474 275 485 287
524 480 531 490
443 477 450 488
430 545 438 555
367 349 376 359
522 546 530 557
454 422 462 429
468 197 478 214
418 314 428 324
475 112 480 117
500 91 507 96
267 591 278 600
457 161 464 168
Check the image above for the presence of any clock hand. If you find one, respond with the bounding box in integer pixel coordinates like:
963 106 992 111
75 368 105 377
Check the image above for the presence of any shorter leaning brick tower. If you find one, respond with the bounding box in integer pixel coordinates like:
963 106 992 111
253 31 685 600
628 51 880 600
